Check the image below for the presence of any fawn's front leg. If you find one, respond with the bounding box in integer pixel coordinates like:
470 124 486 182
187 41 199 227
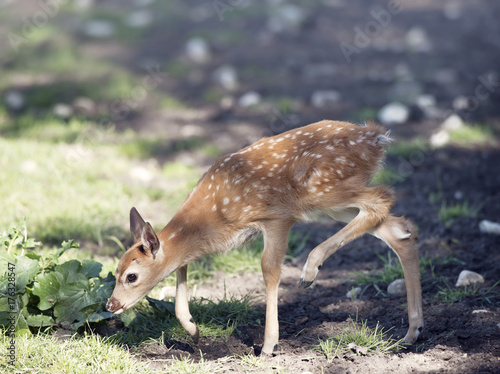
260 220 294 355
175 265 199 343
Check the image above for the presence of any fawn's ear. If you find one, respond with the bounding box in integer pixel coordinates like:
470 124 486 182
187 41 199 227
141 222 160 259
130 207 146 243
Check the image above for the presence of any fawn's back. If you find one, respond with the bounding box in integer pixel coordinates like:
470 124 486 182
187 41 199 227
180 120 391 229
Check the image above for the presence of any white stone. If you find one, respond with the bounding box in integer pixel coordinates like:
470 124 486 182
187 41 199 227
185 37 211 64
479 220 500 235
4 91 25 110
455 270 484 287
415 94 439 118
387 279 406 297
238 91 261 107
405 27 432 53
129 165 154 183
213 65 238 91
443 3 462 20
267 4 307 33
82 20 115 38
430 129 450 148
378 102 410 125
124 10 153 28
441 114 464 131
311 90 341 108
53 103 73 119
346 287 362 299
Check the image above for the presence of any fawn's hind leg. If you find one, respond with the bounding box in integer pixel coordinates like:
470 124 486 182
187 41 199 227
372 215 423 343
299 186 393 288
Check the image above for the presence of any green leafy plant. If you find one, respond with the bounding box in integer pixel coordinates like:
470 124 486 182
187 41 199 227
0 222 115 333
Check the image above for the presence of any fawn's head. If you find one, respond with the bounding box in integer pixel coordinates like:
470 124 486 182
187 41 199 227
106 208 166 314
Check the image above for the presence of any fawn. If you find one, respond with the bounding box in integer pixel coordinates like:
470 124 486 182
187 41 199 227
106 120 423 355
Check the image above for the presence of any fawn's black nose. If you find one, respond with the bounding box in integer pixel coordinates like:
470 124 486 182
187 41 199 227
106 297 120 313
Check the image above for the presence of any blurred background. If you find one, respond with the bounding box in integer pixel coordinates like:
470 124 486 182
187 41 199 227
1 0 499 252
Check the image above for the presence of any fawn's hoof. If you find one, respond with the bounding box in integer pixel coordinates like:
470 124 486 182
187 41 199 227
298 278 313 289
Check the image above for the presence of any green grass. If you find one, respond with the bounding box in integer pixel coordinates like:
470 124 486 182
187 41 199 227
113 293 262 347
439 200 483 227
387 137 429 158
0 332 149 373
370 167 406 185
448 123 496 147
352 252 461 295
0 136 136 244
314 317 405 362
167 354 217 374
435 280 500 304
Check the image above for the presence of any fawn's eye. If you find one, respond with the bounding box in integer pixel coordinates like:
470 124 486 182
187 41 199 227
127 274 137 283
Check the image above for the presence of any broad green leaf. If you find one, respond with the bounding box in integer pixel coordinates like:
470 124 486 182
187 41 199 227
56 260 84 284
146 296 175 316
15 256 40 292
81 260 102 279
33 272 64 310
26 313 54 327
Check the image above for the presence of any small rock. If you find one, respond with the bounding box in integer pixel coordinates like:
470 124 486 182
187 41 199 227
82 20 115 38
441 114 464 131
430 114 464 148
454 191 464 200
129 165 154 183
213 65 238 91
180 124 203 137
238 91 261 107
4 91 25 111
443 3 462 20
53 103 73 119
124 10 153 28
479 220 500 235
346 287 362 299
455 270 484 287
311 90 341 108
434 69 457 85
387 279 406 297
267 4 307 33
453 96 470 111
378 102 410 125
73 97 96 116
430 129 450 148
415 94 439 118
389 81 423 104
405 27 432 52
185 37 211 64
472 309 489 314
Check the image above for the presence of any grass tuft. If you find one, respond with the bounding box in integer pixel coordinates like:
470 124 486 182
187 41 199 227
314 317 405 362
439 200 483 227
0 332 147 373
435 280 500 304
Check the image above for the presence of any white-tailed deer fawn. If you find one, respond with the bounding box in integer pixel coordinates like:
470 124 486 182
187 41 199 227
106 120 423 355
